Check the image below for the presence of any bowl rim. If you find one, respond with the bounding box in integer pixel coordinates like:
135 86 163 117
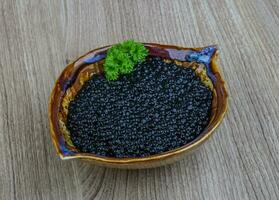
48 42 228 164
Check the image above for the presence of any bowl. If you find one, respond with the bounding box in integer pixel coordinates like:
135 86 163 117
48 43 228 169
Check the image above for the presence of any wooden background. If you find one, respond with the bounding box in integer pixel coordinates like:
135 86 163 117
1 0 279 199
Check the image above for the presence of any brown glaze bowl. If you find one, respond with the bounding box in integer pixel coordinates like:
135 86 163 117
48 43 228 169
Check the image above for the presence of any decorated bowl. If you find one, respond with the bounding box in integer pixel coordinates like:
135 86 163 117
48 43 228 169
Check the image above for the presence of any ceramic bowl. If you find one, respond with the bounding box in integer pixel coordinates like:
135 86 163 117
48 43 228 169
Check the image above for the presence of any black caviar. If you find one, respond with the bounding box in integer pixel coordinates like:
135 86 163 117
66 57 213 158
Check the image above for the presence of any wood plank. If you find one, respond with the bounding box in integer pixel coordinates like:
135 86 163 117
0 0 279 199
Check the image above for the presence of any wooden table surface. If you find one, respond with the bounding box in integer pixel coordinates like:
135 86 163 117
1 0 279 199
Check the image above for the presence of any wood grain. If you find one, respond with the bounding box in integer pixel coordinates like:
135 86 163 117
0 0 279 199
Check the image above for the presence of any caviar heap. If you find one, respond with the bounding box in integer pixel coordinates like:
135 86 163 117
66 57 213 158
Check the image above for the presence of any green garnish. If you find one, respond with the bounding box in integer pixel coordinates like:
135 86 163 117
104 40 148 80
